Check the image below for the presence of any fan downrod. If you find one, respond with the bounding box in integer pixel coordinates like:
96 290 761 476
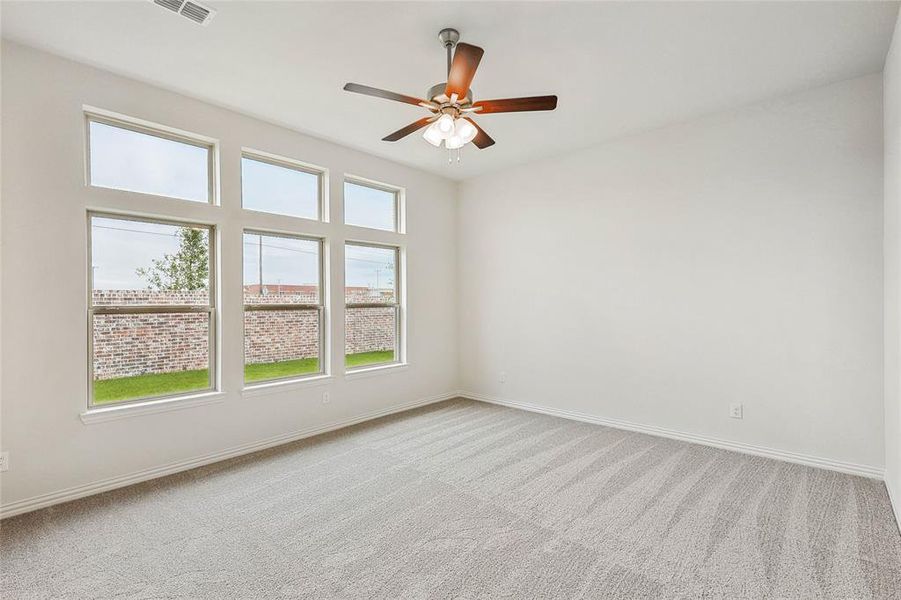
438 28 460 76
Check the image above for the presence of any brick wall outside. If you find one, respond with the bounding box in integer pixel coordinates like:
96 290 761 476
92 311 209 380
345 306 396 356
92 288 396 379
244 310 320 365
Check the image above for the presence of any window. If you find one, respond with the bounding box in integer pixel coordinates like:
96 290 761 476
345 243 400 369
242 153 322 220
87 116 213 203
89 214 215 406
344 179 400 232
244 232 324 383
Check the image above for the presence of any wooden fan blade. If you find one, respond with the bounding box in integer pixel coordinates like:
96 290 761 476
472 96 558 114
343 83 432 107
463 117 495 149
382 117 435 142
445 43 484 99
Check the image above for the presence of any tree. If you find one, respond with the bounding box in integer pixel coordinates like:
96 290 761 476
137 228 209 291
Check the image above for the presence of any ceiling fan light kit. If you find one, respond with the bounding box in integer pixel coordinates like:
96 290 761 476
343 27 558 161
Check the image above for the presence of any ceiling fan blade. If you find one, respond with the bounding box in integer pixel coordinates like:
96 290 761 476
343 83 433 107
463 117 495 149
445 43 484 99
472 96 558 114
382 117 435 142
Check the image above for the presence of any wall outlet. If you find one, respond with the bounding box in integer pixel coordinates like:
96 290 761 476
322 392 330 404
499 371 507 383
729 403 743 419
0 451 8 472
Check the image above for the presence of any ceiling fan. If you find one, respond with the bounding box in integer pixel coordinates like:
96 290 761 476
343 28 558 154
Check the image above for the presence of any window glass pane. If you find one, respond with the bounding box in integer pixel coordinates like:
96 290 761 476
91 216 210 306
344 181 397 231
244 309 320 383
243 233 319 304
92 312 210 404
345 244 396 304
243 232 322 384
242 156 319 220
89 120 209 202
345 306 396 367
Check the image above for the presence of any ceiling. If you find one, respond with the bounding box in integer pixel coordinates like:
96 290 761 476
1 1 898 180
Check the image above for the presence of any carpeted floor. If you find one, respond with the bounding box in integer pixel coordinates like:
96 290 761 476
2 398 900 599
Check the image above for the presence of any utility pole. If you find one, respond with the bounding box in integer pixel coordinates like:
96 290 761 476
258 235 263 293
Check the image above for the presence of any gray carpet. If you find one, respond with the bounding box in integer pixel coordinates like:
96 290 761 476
2 398 900 599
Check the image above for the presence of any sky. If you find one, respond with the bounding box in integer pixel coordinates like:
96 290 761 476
90 121 209 202
242 157 318 219
90 122 398 292
92 217 192 290
343 181 396 231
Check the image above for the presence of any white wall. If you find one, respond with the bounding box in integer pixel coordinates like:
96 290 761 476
458 74 885 472
0 38 893 516
884 11 901 522
0 42 458 512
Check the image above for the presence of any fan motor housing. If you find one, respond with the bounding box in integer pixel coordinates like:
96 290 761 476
427 83 473 108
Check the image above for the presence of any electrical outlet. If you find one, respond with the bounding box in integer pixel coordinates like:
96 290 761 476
499 371 507 383
0 451 9 472
729 403 743 419
322 392 330 404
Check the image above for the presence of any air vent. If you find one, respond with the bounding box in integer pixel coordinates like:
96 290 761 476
153 0 184 13
150 0 216 26
180 1 215 25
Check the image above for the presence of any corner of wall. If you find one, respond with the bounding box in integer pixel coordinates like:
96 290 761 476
884 6 901 531
452 178 465 394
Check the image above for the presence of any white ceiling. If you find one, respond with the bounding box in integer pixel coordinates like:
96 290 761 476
2 1 898 180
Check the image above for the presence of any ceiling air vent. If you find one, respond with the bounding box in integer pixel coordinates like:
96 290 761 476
153 0 183 12
151 0 216 26
179 1 215 25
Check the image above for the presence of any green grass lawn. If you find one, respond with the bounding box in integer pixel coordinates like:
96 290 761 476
93 350 396 404
345 349 394 368
245 356 320 383
93 369 210 404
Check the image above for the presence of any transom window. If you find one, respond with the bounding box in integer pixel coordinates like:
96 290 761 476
241 152 323 220
345 242 400 369
88 213 215 406
87 115 213 203
344 179 400 232
243 232 324 383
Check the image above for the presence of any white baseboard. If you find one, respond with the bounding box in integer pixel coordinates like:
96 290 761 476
460 391 884 480
0 392 459 520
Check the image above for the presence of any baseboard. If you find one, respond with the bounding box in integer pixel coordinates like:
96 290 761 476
460 391 884 480
0 391 459 519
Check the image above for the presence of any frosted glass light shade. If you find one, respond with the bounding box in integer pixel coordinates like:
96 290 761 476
454 118 478 144
422 123 443 147
435 114 455 136
445 134 464 150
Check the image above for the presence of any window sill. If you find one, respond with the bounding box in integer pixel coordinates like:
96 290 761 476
80 391 226 425
345 362 409 380
242 375 333 399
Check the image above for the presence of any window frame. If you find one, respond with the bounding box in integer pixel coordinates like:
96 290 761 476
84 110 217 205
343 175 404 233
242 229 327 386
86 211 218 409
344 240 403 371
240 149 327 222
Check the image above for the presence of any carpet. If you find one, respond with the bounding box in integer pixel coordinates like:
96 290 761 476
2 398 900 598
